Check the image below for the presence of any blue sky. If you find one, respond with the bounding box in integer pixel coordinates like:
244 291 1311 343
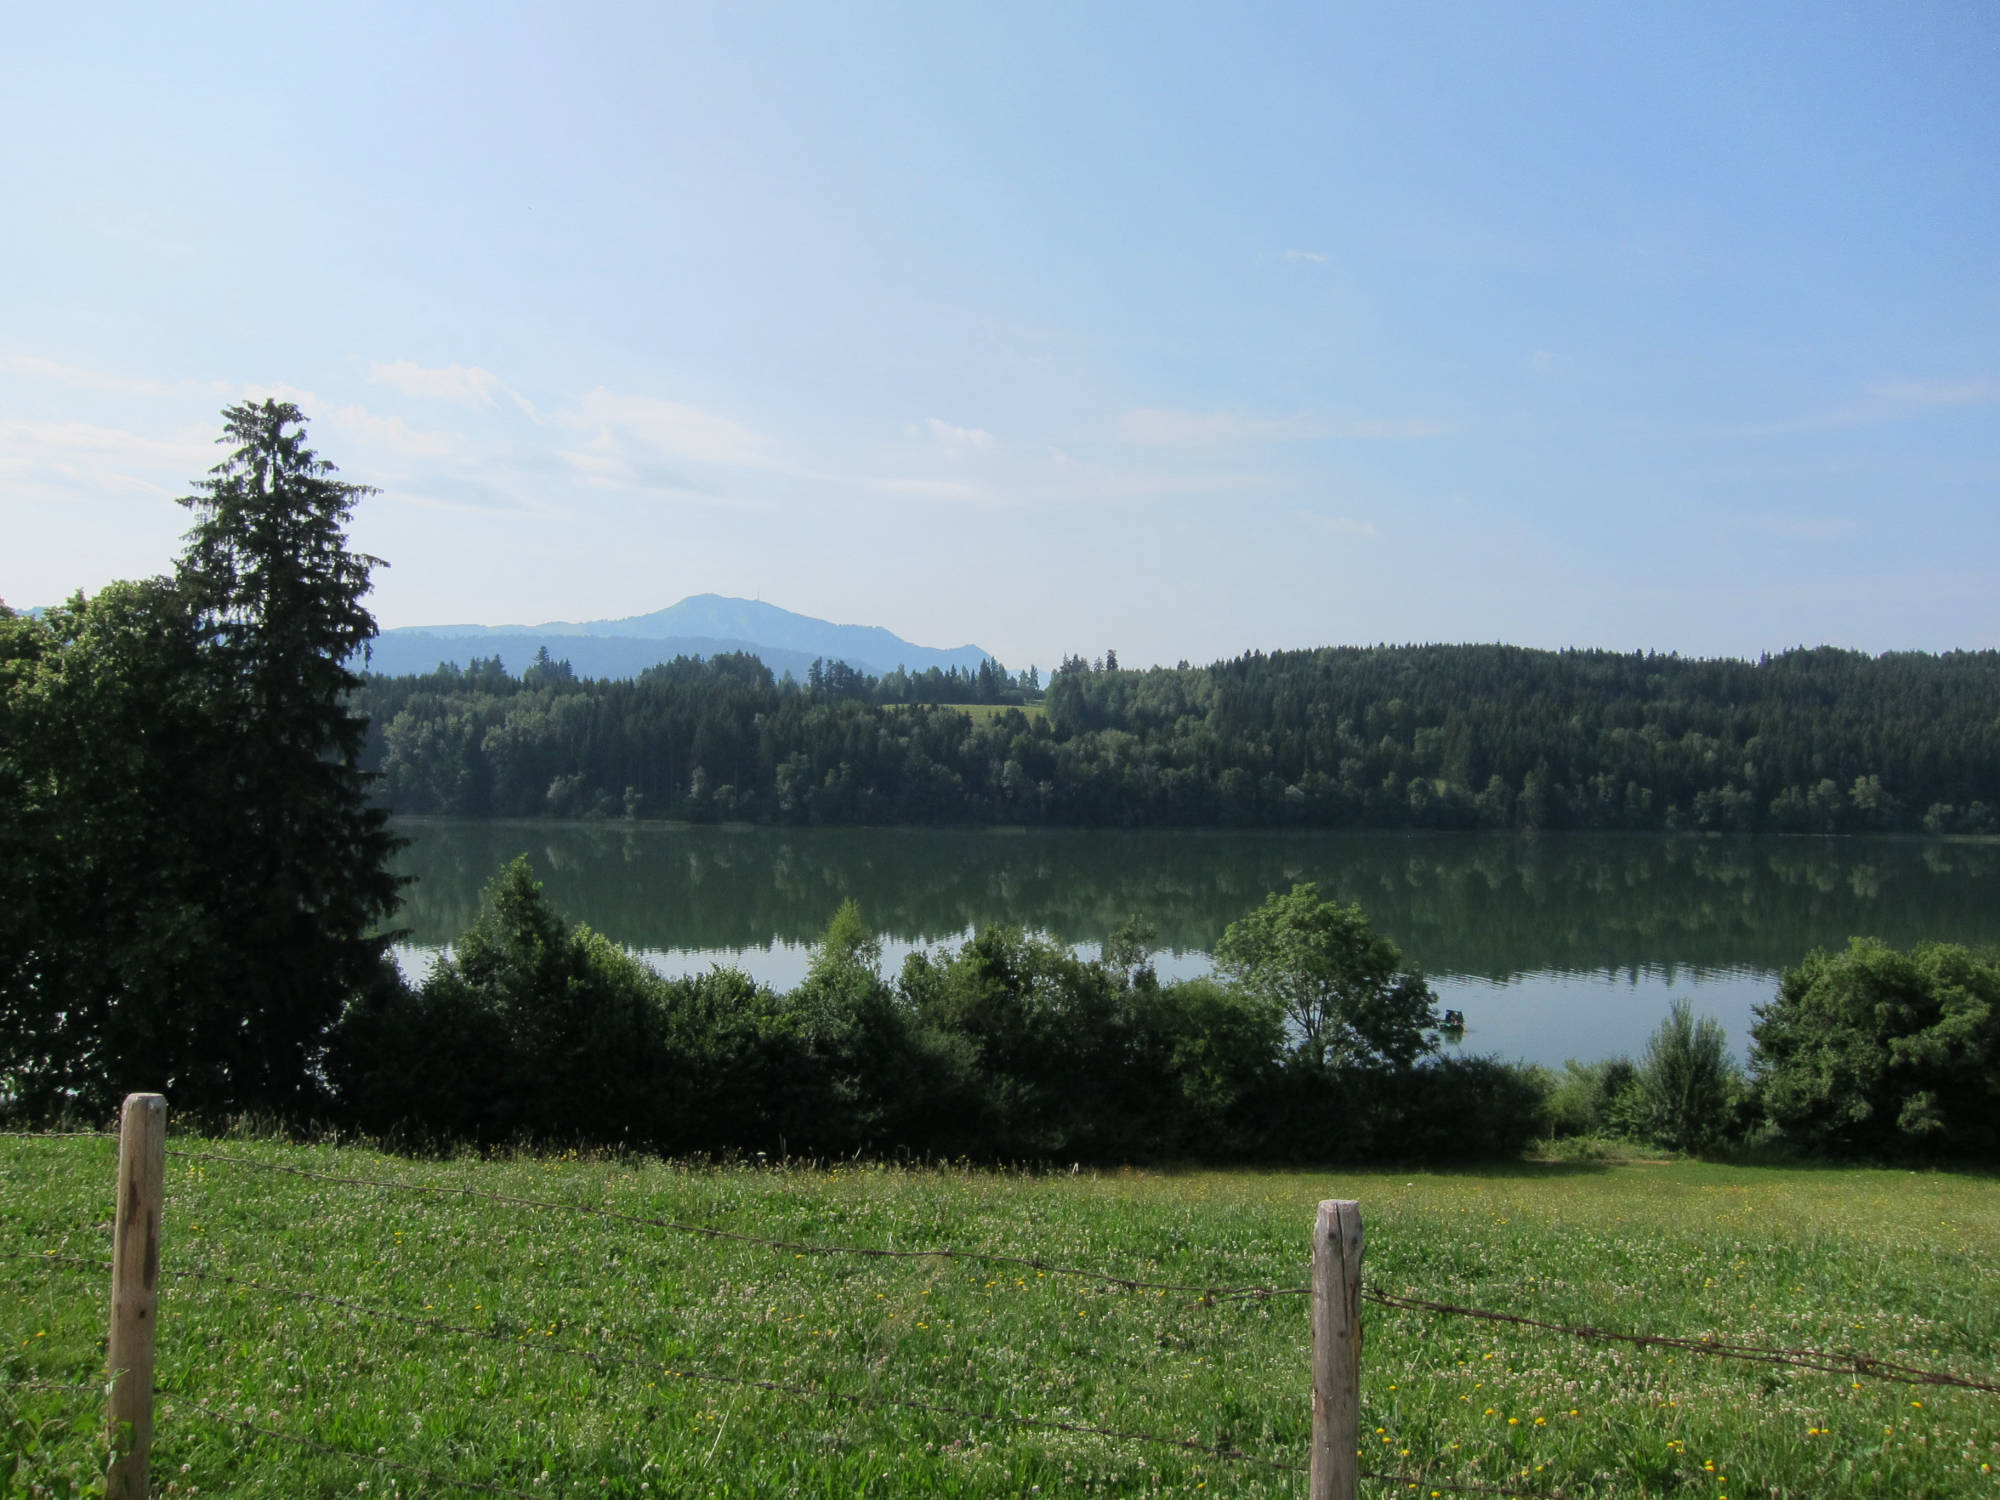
4 2 1996 670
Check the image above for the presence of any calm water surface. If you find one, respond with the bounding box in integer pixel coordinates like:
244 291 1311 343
389 821 2000 1066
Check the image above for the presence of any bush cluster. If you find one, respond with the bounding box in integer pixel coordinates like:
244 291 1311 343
329 864 2000 1166
1535 940 1999 1161
331 862 1544 1164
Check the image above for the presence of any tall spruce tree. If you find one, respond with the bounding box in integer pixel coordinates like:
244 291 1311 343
162 399 405 1113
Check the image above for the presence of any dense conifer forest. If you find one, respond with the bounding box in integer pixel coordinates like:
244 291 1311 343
353 643 2000 834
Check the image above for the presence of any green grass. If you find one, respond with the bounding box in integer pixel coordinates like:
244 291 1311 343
6 1136 1999 1498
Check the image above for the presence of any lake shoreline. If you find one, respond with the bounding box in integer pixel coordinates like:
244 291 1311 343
384 820 2000 1068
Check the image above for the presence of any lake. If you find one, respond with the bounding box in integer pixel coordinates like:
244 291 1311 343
388 820 2000 1067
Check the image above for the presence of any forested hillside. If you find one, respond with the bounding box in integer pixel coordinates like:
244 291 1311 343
353 644 2000 833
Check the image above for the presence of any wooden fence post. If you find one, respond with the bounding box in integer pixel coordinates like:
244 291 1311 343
107 1093 166 1500
1310 1198 1363 1500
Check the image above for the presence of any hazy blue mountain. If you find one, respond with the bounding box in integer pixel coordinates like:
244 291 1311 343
368 595 990 681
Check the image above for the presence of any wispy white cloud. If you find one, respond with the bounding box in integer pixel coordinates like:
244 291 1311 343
1120 408 1303 445
924 417 995 456
369 360 539 420
870 476 989 502
1528 348 1559 373
1749 376 2000 435
1297 510 1379 539
861 462 1276 508
0 353 229 398
236 381 475 466
1745 514 1857 541
0 417 218 498
0 367 491 516
1328 416 1449 439
557 388 777 483
1118 407 1446 445
323 405 472 462
871 404 1284 505
1864 377 2000 410
1280 249 1329 263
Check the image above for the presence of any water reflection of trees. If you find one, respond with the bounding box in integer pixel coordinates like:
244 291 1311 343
389 823 2000 982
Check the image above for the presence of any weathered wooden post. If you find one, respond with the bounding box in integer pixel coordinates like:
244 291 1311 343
107 1093 166 1500
1310 1198 1362 1500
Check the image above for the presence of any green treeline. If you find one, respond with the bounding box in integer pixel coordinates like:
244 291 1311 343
355 645 2000 832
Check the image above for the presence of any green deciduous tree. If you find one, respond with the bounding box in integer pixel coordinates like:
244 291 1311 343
1213 883 1462 1069
1 582 214 1112
1751 938 2000 1158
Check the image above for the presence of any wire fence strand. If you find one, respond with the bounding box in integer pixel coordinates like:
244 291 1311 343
24 1134 2000 1400
1361 1287 2000 1395
0 1377 108 1397
18 1131 1996 1496
27 1251 1308 1476
150 1148 2000 1395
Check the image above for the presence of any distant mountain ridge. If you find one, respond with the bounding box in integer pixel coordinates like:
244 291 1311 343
368 594 991 681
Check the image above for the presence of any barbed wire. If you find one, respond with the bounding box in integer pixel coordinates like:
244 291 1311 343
146 1150 2000 1392
0 1129 117 1140
20 1132 1993 1495
163 1259 1554 1498
0 1377 108 1396
1361 1287 2000 1395
12 1251 1558 1498
28 1251 1305 1475
18 1135 2000 1402
173 1397 546 1499
163 1147 1306 1302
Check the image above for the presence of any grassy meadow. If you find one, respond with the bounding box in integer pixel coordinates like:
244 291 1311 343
884 701 1050 724
5 1135 1998 1498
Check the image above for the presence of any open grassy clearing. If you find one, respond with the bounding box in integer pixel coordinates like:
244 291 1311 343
883 701 1049 724
5 1137 1998 1498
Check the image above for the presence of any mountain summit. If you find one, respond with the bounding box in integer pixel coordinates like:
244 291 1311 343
368 595 991 681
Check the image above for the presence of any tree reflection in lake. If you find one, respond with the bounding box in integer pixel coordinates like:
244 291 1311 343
388 822 2000 1064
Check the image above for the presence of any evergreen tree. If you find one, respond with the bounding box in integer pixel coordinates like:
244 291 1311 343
164 400 406 1113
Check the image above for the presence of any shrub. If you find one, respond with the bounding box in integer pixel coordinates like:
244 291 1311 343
1541 1057 1647 1139
1252 1055 1548 1163
1636 1001 1740 1154
1751 938 2000 1159
333 858 790 1152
